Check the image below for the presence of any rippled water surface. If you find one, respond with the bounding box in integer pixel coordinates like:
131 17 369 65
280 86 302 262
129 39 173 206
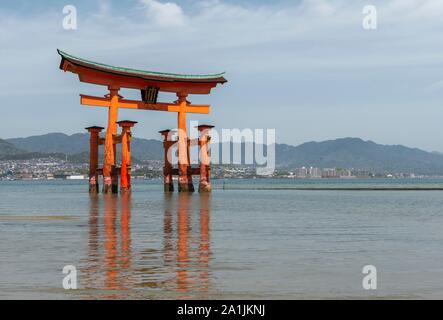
1 179 443 299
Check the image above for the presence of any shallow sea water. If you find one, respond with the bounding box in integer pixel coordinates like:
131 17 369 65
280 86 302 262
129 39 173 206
1 179 443 299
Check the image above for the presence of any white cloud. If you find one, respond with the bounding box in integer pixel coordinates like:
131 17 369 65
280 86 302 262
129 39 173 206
1 0 443 149
140 0 185 27
1 0 443 85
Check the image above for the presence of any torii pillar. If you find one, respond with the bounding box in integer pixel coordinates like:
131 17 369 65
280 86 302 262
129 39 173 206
103 86 120 194
177 93 195 193
198 125 214 193
160 129 175 193
118 120 137 193
86 126 104 193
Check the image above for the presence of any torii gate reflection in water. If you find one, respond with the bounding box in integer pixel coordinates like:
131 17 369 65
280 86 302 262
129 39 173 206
58 50 226 194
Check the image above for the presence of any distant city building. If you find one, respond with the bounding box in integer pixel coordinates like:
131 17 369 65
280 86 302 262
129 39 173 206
0 158 429 181
322 168 338 178
352 169 371 178
66 175 86 180
338 169 353 178
309 167 322 178
295 167 308 178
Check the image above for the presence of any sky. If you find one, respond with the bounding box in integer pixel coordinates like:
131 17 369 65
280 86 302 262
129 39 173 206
1 0 443 151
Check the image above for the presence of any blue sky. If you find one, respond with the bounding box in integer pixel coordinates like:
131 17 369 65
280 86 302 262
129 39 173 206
1 0 443 151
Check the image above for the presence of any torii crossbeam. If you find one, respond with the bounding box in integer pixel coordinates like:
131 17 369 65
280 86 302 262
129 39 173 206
80 94 210 114
58 49 226 194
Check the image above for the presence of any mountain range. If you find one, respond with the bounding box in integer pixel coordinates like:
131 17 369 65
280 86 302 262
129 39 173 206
2 133 443 174
0 138 24 156
6 133 163 162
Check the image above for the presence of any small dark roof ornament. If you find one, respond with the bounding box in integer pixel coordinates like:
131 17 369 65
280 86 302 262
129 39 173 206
196 124 215 130
117 120 138 126
85 126 105 130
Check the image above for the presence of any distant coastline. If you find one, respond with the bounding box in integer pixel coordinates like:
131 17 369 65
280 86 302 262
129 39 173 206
4 134 443 180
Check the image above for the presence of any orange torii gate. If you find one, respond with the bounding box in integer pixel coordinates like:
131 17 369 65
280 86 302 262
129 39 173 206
58 50 226 194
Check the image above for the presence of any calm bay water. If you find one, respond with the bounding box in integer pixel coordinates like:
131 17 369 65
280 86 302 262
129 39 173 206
1 179 443 299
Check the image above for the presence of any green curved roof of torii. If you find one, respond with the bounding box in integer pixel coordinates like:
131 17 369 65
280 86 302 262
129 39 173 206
57 49 227 83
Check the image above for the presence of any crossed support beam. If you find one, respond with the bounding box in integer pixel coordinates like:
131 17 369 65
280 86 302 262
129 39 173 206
160 125 214 193
82 86 213 194
198 125 214 193
86 126 104 194
86 119 137 194
118 121 137 193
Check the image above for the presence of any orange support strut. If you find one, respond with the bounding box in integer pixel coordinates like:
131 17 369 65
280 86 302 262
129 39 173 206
198 125 214 193
160 129 175 192
86 126 104 193
103 86 120 194
118 121 137 193
177 93 194 193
